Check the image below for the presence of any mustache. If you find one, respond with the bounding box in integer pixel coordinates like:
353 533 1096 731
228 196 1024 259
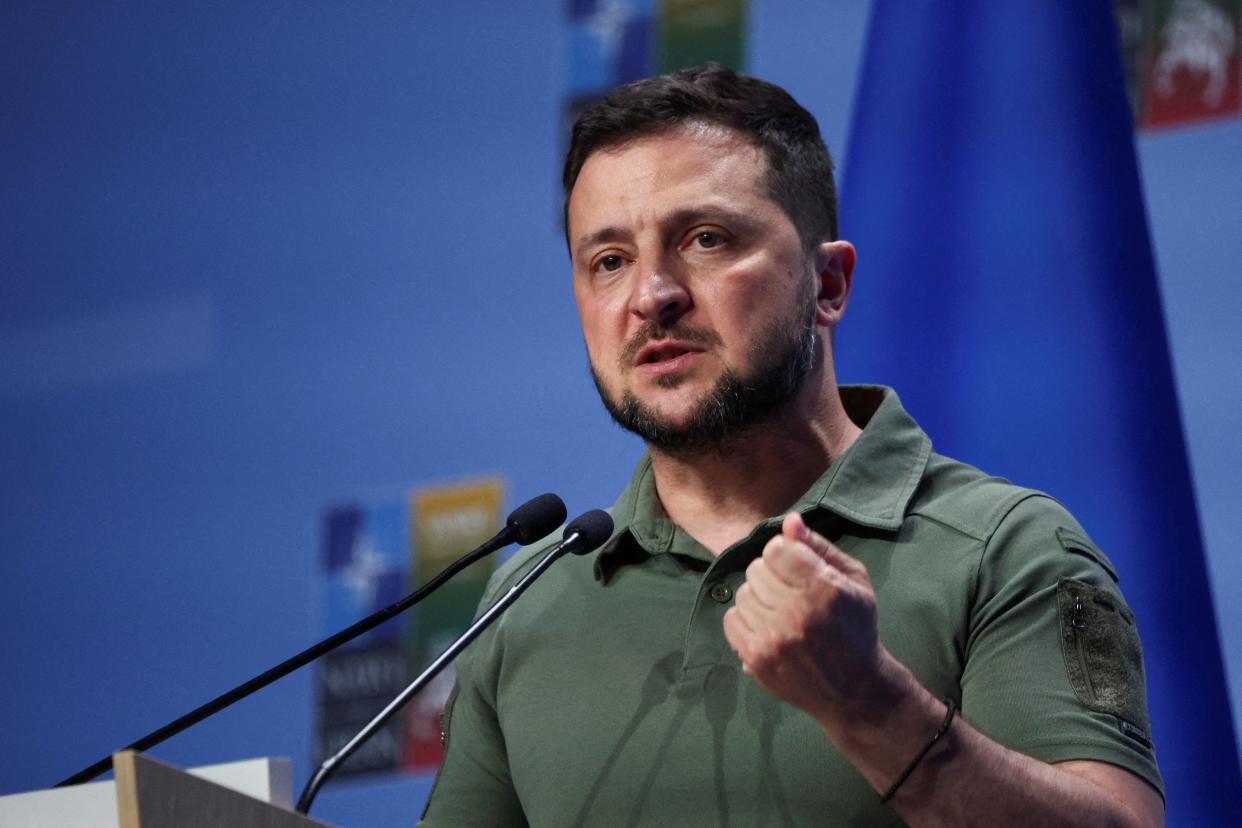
619 321 723 366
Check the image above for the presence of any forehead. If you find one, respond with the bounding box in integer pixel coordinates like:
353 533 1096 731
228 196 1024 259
566 124 774 245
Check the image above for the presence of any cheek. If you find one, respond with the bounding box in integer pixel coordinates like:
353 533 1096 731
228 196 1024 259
731 256 805 308
711 270 778 327
576 303 623 369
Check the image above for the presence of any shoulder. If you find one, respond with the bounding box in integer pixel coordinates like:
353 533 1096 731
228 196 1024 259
910 451 1119 584
908 451 1041 539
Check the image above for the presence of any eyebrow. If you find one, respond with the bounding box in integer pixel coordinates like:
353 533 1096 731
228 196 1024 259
574 226 629 263
573 205 755 262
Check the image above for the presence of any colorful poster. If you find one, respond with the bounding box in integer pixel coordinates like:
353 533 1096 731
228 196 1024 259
563 0 749 169
312 478 504 780
403 480 504 771
1115 0 1240 128
566 0 657 102
658 0 747 74
314 501 410 778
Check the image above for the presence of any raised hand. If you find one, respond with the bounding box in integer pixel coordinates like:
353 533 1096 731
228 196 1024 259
723 511 889 723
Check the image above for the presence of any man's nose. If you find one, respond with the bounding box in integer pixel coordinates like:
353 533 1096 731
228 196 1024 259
630 258 691 327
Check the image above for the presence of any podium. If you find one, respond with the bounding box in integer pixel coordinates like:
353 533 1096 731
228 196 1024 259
0 751 334 827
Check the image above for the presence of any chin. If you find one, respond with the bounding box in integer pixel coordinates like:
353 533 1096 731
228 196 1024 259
632 390 706 423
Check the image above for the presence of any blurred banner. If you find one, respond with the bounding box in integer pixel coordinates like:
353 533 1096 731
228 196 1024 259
405 481 504 768
563 0 748 158
840 2 1241 823
314 478 503 780
1114 0 1240 128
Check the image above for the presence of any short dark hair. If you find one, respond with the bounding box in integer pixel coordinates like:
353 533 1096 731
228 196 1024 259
563 64 838 251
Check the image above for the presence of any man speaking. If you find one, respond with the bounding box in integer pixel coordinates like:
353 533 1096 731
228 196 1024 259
419 65 1163 826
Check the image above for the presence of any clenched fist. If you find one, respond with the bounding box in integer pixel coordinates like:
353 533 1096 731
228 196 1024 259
723 512 890 725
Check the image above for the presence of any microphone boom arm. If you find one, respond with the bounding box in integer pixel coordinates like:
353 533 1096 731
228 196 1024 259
296 527 593 814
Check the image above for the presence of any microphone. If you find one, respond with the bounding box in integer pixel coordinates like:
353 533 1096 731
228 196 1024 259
505 492 570 544
55 492 567 787
557 509 614 554
296 509 614 814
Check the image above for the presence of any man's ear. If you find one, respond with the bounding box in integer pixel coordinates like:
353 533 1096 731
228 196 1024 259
813 240 856 328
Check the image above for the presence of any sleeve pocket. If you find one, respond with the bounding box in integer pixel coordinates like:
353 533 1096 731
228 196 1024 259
1056 577 1153 747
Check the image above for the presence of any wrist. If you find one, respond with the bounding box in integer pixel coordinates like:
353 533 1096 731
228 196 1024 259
812 649 952 796
814 646 918 733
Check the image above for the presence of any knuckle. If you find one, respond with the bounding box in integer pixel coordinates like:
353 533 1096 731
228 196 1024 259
766 535 796 558
811 569 839 598
771 627 800 659
794 613 814 640
792 611 819 642
751 647 779 675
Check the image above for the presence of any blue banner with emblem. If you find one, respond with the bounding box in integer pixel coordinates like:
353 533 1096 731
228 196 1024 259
839 2 1241 822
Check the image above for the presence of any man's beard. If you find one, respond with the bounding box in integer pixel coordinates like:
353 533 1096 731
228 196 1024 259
590 292 819 456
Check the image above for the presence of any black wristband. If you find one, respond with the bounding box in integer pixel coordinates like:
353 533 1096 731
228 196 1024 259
879 698 957 805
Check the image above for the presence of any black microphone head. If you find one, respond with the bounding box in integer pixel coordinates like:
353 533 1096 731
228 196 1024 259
562 509 614 555
506 493 567 546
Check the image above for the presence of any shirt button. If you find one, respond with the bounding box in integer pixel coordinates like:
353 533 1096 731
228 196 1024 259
709 582 733 604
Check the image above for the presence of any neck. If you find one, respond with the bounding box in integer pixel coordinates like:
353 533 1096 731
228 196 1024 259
647 370 862 555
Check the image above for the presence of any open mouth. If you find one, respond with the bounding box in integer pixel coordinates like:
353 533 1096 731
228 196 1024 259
632 336 710 371
643 346 694 364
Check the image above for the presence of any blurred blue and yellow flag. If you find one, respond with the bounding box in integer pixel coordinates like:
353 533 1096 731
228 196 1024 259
839 2 1241 821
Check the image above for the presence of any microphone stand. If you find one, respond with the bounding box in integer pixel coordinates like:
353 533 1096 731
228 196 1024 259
295 519 604 815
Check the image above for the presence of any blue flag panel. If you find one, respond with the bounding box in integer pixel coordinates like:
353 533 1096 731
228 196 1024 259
839 2 1241 822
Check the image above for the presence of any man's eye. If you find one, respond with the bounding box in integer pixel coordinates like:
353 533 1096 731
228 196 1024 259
597 254 624 272
694 231 724 249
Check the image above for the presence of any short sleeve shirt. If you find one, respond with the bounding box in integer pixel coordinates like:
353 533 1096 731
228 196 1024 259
419 385 1162 826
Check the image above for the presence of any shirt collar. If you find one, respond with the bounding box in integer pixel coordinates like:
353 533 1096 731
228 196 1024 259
804 385 932 531
593 385 931 581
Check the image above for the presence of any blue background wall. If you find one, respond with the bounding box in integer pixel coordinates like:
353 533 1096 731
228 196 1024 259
1 3 1237 826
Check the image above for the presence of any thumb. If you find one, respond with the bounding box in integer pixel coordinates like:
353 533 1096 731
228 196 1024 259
781 512 868 581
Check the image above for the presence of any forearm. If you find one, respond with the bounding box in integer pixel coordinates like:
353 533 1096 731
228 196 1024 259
815 650 1157 828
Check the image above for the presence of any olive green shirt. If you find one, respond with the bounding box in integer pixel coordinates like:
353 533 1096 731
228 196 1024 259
420 386 1161 826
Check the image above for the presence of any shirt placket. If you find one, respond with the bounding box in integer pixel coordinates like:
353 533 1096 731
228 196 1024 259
679 538 762 676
